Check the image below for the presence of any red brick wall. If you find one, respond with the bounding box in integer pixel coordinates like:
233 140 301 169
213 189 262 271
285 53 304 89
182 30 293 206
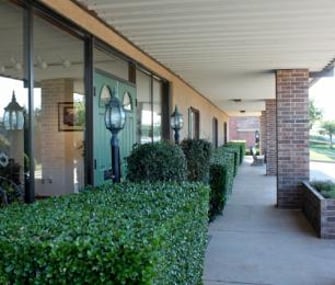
260 111 266 155
276 69 309 208
228 116 260 147
303 182 335 239
265 100 277 176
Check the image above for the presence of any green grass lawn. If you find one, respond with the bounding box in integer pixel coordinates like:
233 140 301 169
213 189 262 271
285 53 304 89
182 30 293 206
310 141 335 162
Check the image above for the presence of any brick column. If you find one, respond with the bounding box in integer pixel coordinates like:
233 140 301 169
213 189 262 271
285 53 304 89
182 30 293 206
265 100 277 176
276 69 309 208
259 111 266 155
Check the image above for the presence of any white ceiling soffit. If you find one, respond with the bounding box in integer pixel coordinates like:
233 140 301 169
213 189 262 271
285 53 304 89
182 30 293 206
76 0 335 116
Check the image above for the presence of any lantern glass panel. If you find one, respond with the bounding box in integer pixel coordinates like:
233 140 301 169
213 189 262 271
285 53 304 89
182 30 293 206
3 105 24 130
105 99 126 131
170 113 183 130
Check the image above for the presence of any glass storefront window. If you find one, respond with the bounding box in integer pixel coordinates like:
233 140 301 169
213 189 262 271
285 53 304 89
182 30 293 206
33 13 85 196
136 70 163 144
94 49 128 81
152 78 162 142
0 2 167 199
136 70 152 143
0 2 27 203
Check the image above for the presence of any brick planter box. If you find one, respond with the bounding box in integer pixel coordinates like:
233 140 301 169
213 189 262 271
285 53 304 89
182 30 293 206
302 181 335 239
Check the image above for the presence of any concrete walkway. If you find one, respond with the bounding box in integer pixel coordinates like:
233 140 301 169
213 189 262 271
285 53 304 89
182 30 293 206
204 157 335 285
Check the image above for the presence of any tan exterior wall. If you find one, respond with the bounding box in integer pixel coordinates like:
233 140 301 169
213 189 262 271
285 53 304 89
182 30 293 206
172 81 228 144
39 0 229 145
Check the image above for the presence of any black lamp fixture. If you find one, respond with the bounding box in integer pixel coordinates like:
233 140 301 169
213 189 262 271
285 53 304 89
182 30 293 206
170 105 183 144
3 91 24 130
105 93 126 183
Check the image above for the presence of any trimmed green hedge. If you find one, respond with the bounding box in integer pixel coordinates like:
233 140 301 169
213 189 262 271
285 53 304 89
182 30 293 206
212 148 235 197
310 180 335 199
0 182 209 284
209 148 235 220
209 164 226 221
180 139 212 183
227 141 246 164
126 141 187 182
222 145 240 177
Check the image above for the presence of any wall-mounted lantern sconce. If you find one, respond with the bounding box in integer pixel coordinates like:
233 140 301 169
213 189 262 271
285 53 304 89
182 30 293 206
170 105 183 144
105 93 126 183
3 91 24 130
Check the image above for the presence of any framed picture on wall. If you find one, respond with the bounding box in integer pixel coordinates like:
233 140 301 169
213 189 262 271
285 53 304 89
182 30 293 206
58 102 84 132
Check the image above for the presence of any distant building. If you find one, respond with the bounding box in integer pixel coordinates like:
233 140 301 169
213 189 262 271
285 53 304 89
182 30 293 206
229 116 260 147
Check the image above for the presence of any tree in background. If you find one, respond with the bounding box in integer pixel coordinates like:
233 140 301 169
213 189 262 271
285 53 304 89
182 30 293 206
309 100 323 130
320 121 335 148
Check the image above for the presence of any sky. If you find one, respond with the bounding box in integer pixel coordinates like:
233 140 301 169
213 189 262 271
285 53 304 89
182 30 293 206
0 77 32 115
309 77 335 121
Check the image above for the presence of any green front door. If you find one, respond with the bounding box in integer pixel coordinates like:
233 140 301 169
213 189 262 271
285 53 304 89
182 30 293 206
93 70 137 186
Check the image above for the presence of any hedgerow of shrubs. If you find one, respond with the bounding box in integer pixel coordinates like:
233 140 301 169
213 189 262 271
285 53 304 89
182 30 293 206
0 159 23 205
310 180 335 199
0 182 209 284
209 147 235 220
180 138 212 182
209 164 226 221
226 141 246 164
222 145 240 176
126 141 187 182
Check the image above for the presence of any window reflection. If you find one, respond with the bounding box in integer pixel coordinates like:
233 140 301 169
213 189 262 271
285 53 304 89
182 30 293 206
136 70 162 143
122 91 132 111
0 2 27 202
0 79 27 197
33 13 85 197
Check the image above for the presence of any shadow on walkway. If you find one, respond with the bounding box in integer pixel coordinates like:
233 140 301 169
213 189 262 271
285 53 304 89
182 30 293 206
204 157 335 285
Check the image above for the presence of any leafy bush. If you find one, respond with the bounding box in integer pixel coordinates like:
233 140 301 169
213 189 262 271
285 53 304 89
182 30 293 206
310 180 335 199
0 177 23 206
226 141 245 164
209 148 235 221
0 158 21 185
0 158 23 206
222 145 240 176
0 182 209 284
212 148 235 196
245 146 260 156
180 139 212 182
126 142 187 182
209 164 227 221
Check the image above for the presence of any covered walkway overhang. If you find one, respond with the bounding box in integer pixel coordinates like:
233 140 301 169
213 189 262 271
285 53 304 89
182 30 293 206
75 0 335 116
